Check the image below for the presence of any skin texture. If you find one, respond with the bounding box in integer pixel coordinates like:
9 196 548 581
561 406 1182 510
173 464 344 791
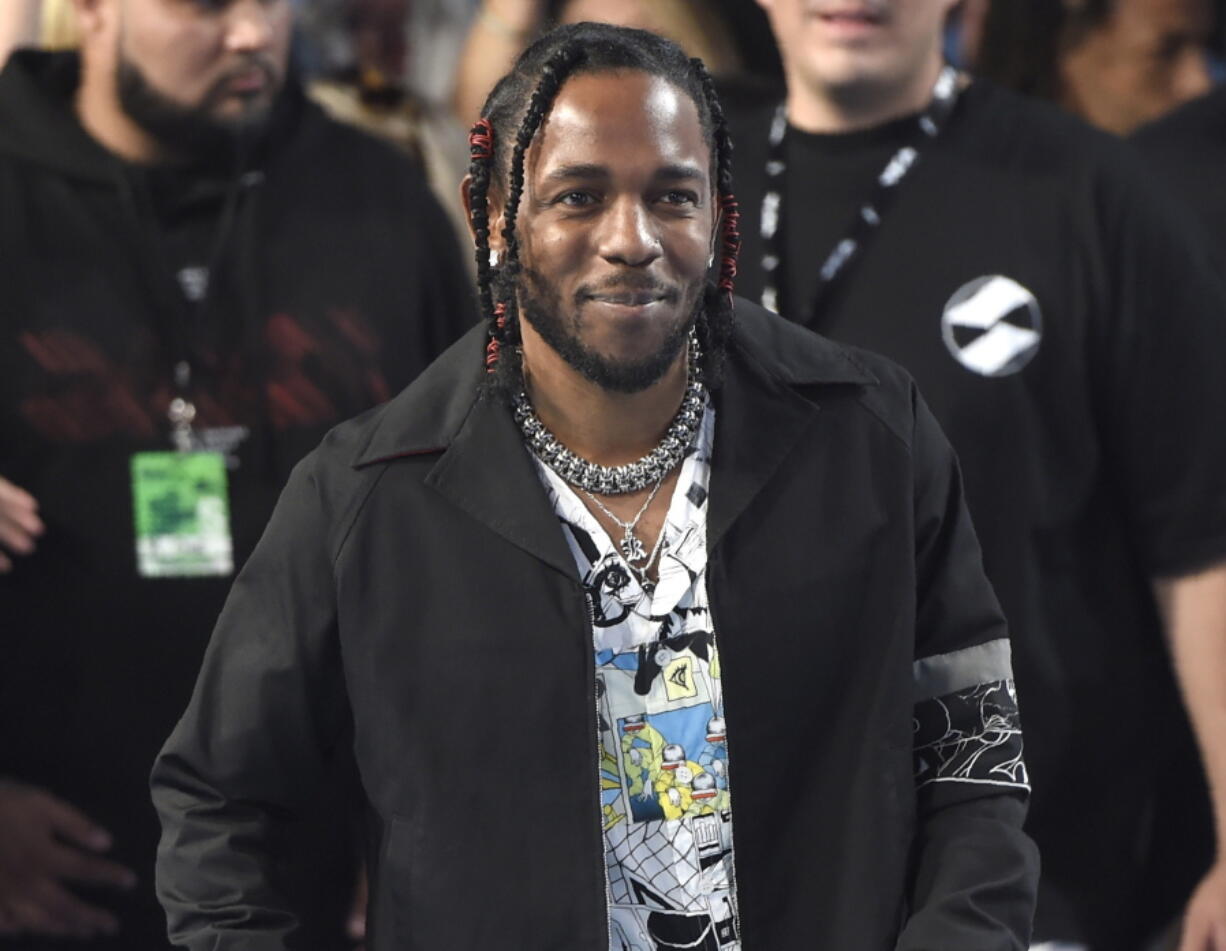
1060 0 1213 135
755 0 959 132
465 69 718 569
0 782 136 939
72 0 292 163
1158 565 1226 951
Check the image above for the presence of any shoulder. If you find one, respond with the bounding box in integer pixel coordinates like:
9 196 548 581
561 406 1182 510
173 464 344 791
272 92 434 199
730 297 920 447
1133 84 1226 152
945 80 1134 182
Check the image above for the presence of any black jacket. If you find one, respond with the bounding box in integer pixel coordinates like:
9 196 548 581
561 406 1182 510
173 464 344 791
153 300 1039 950
0 49 473 948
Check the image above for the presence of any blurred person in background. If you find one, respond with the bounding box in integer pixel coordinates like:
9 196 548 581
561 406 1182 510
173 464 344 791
449 0 742 132
294 0 477 254
0 0 473 946
727 0 1226 948
972 0 1216 134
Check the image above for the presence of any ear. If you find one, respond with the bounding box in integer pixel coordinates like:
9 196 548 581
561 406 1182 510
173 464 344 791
708 187 721 266
459 173 509 257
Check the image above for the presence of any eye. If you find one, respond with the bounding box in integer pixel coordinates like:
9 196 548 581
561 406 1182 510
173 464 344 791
659 190 700 207
555 191 597 208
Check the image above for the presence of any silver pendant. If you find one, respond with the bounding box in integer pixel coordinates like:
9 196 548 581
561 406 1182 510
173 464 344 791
621 529 647 563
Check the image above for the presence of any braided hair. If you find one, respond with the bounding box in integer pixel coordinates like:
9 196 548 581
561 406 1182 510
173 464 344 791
465 22 741 393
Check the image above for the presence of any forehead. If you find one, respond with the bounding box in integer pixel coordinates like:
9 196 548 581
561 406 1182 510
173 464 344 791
529 70 711 178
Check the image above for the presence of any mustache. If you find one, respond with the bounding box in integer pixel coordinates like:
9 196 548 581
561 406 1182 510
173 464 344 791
202 56 280 104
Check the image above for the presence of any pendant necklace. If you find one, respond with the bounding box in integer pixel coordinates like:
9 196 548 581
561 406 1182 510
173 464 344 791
581 473 668 586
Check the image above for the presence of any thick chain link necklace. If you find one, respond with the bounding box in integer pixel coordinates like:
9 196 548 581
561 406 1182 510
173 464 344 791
513 328 706 496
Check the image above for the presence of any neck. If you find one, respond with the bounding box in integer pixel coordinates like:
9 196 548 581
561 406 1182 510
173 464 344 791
518 324 690 467
786 50 945 134
75 53 174 164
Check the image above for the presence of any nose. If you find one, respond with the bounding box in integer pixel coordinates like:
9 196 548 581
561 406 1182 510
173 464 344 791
596 196 662 268
225 0 277 53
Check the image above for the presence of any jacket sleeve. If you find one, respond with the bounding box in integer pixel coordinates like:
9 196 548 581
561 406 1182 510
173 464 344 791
895 386 1040 950
150 452 352 950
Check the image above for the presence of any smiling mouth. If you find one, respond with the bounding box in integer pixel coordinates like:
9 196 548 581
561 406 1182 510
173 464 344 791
589 291 667 307
815 7 885 27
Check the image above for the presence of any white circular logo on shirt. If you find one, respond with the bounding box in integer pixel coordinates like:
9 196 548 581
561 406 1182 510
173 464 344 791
940 275 1042 377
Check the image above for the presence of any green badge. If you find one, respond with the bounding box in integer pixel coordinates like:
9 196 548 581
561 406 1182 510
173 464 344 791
131 451 233 578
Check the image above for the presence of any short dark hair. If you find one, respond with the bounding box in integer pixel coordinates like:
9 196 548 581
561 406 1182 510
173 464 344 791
465 22 741 392
973 0 1114 101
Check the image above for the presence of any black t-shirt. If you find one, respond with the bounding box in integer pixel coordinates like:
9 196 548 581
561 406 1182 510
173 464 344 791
1132 83 1226 268
728 79 1226 947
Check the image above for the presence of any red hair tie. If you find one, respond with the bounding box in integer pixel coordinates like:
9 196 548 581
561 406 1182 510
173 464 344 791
469 118 494 162
485 301 508 373
718 194 742 297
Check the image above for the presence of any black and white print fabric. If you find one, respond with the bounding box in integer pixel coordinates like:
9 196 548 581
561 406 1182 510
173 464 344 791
912 638 1029 792
535 407 742 951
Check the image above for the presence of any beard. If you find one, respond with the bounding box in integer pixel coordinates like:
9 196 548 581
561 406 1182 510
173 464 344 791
116 50 280 165
517 268 704 395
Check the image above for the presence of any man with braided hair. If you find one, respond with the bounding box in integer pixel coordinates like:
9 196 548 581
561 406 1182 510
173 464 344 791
152 22 1038 949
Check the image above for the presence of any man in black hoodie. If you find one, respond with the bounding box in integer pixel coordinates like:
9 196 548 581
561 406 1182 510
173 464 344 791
0 0 474 946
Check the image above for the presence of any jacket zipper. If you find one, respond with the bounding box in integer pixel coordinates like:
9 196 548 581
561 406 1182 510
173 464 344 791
705 555 746 948
584 586 614 949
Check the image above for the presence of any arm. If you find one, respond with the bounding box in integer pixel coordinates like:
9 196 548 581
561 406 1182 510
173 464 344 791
450 0 544 124
151 453 352 949
1158 563 1226 951
896 388 1039 950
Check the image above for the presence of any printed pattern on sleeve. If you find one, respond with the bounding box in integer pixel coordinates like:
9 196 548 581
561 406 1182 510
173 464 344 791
912 639 1029 792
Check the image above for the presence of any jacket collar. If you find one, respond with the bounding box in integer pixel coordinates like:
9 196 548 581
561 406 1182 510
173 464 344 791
351 298 878 576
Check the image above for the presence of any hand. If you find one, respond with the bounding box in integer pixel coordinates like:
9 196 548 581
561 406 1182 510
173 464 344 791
347 863 368 949
0 476 43 572
1179 862 1226 951
0 781 137 939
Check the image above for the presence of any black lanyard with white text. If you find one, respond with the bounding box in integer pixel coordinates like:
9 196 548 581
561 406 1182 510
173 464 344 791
759 65 961 322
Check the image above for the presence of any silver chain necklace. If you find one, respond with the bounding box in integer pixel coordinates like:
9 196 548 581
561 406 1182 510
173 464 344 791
582 475 666 565
512 328 706 496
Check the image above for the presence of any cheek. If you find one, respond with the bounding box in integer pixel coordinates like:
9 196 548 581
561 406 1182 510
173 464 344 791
129 23 223 100
667 224 717 281
521 226 591 282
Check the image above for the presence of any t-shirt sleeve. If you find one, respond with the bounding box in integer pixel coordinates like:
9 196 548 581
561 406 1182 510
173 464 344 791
1089 147 1226 578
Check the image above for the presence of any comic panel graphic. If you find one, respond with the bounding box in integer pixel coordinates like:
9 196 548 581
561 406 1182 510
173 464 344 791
597 646 738 946
597 648 729 825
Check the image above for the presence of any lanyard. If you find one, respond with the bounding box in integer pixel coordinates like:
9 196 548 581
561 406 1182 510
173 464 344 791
758 65 961 321
143 169 262 450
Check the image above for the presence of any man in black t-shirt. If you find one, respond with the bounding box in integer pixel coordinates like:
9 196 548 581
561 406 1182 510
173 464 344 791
738 2 1226 949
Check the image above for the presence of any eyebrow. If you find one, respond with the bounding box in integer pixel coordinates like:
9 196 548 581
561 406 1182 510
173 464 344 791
543 162 708 184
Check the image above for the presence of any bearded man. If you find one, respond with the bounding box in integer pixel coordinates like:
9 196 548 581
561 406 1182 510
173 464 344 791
152 22 1038 950
0 0 472 944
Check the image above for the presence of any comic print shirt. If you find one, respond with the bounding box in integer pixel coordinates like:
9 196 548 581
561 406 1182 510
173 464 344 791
534 406 740 951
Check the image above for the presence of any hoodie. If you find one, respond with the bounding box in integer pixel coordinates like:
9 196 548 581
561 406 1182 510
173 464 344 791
0 49 474 949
